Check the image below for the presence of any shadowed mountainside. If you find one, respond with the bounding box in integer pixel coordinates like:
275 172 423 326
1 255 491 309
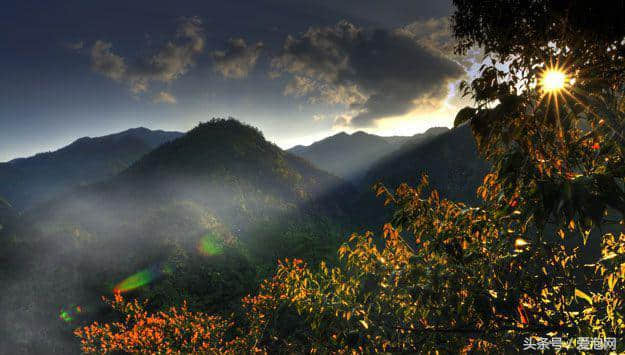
352 124 489 229
0 127 183 211
1 119 356 353
364 124 488 202
288 127 449 182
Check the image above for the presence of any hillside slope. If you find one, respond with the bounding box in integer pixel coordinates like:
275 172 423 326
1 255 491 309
288 127 449 182
0 127 182 211
364 124 488 202
352 125 489 229
2 119 356 352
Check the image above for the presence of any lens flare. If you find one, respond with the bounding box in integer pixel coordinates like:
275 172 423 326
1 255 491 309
113 269 155 293
197 232 224 256
540 69 567 93
59 305 84 323
112 263 172 293
59 310 72 323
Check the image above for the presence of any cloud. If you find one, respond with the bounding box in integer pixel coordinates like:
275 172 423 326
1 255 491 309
400 17 455 55
312 113 326 122
91 40 127 81
401 18 483 69
89 17 204 93
212 38 263 79
272 20 465 127
152 91 177 104
333 114 352 128
130 81 149 95
63 40 84 51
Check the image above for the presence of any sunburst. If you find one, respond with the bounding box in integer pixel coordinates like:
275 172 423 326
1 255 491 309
537 62 575 139
534 58 625 149
541 69 567 93
538 63 574 100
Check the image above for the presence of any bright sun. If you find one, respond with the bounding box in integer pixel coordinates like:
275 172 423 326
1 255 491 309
540 68 567 93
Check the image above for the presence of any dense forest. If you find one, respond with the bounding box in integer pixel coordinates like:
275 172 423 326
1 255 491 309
2 0 625 353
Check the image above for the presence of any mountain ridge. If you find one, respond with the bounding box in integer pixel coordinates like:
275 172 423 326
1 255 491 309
0 127 183 210
1 120 488 353
287 127 450 182
364 124 488 201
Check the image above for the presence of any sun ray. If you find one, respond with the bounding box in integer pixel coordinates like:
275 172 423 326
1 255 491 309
535 61 575 144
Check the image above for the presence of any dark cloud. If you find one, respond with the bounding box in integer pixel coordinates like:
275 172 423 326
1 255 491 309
63 40 84 51
271 20 464 126
401 18 483 70
212 38 264 79
90 17 205 95
401 17 455 54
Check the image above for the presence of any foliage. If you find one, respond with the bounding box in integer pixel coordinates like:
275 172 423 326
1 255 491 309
74 293 235 354
76 2 625 352
452 0 625 89
451 1 625 233
247 176 624 351
75 172 625 353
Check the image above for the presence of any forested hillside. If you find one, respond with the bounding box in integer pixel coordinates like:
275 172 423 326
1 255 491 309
0 127 182 211
363 124 488 203
0 119 355 353
66 1 625 351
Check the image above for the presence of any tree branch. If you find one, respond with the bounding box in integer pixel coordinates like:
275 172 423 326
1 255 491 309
395 325 574 334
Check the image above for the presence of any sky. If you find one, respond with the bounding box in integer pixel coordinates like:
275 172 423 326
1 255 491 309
0 0 479 162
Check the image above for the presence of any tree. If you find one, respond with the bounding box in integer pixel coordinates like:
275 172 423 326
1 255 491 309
74 294 235 354
75 1 625 352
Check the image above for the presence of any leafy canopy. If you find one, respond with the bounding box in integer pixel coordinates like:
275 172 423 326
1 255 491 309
74 1 625 353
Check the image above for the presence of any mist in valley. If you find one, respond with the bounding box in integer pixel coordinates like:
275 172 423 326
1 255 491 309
0 120 361 352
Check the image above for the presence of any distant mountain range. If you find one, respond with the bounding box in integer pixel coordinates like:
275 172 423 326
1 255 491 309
1 119 490 352
306 124 489 229
0 123 486 221
4 119 361 351
1 122 486 219
28 119 354 257
0 127 182 211
288 127 450 182
363 124 489 203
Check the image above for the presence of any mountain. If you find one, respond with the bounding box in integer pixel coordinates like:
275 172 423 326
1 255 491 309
1 120 486 352
2 119 356 352
0 196 13 230
0 127 183 211
341 125 489 231
288 127 449 182
27 119 354 270
364 124 489 203
288 131 397 182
